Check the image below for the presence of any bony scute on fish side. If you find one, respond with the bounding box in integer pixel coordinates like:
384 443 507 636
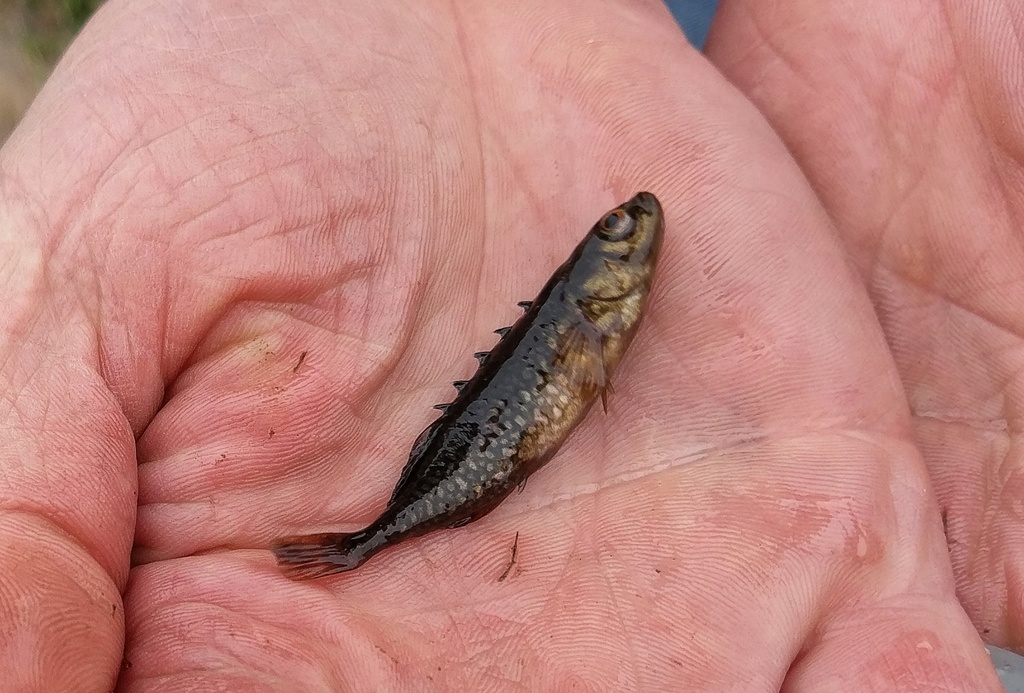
272 192 664 579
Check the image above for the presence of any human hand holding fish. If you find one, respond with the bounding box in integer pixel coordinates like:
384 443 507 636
0 0 1011 691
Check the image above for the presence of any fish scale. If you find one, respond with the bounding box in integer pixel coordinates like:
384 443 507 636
273 192 665 579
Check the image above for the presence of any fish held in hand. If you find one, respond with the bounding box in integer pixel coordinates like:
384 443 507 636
273 192 664 579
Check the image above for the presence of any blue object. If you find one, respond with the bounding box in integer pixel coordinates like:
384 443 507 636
663 0 718 48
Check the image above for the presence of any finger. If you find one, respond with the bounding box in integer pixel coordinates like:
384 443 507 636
785 602 1001 691
708 0 1024 652
0 203 135 688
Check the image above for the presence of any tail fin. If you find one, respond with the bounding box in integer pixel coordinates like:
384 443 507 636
271 532 364 580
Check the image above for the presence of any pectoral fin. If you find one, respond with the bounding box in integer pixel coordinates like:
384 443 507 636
557 321 609 396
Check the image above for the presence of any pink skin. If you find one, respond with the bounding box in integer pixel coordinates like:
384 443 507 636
0 0 1006 690
708 0 1024 653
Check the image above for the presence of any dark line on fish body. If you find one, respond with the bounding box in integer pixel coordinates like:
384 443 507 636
272 192 664 580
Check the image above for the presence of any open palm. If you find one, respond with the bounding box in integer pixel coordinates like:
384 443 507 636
708 0 1024 654
0 0 1002 690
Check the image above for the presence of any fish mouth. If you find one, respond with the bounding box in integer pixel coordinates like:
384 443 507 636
624 191 661 218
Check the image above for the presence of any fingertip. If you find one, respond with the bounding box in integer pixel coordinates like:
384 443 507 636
0 511 124 692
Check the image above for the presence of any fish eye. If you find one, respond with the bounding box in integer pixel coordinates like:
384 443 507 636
598 209 635 241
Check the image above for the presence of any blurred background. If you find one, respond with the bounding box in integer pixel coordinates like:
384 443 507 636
0 0 98 141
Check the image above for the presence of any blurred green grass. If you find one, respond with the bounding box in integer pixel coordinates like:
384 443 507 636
18 0 100 63
0 0 100 142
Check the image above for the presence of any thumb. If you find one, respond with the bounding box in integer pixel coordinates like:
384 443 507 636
0 158 136 689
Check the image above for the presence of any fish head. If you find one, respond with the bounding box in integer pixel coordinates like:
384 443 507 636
572 192 664 333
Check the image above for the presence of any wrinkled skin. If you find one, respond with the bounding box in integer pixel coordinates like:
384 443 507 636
709 0 1024 653
0 0 1010 690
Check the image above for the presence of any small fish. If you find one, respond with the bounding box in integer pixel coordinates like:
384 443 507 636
273 192 664 579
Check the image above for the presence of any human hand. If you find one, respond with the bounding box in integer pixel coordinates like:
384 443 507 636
708 0 1024 654
0 0 1000 689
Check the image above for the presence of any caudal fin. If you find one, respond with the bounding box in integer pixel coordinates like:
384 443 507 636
271 532 364 580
